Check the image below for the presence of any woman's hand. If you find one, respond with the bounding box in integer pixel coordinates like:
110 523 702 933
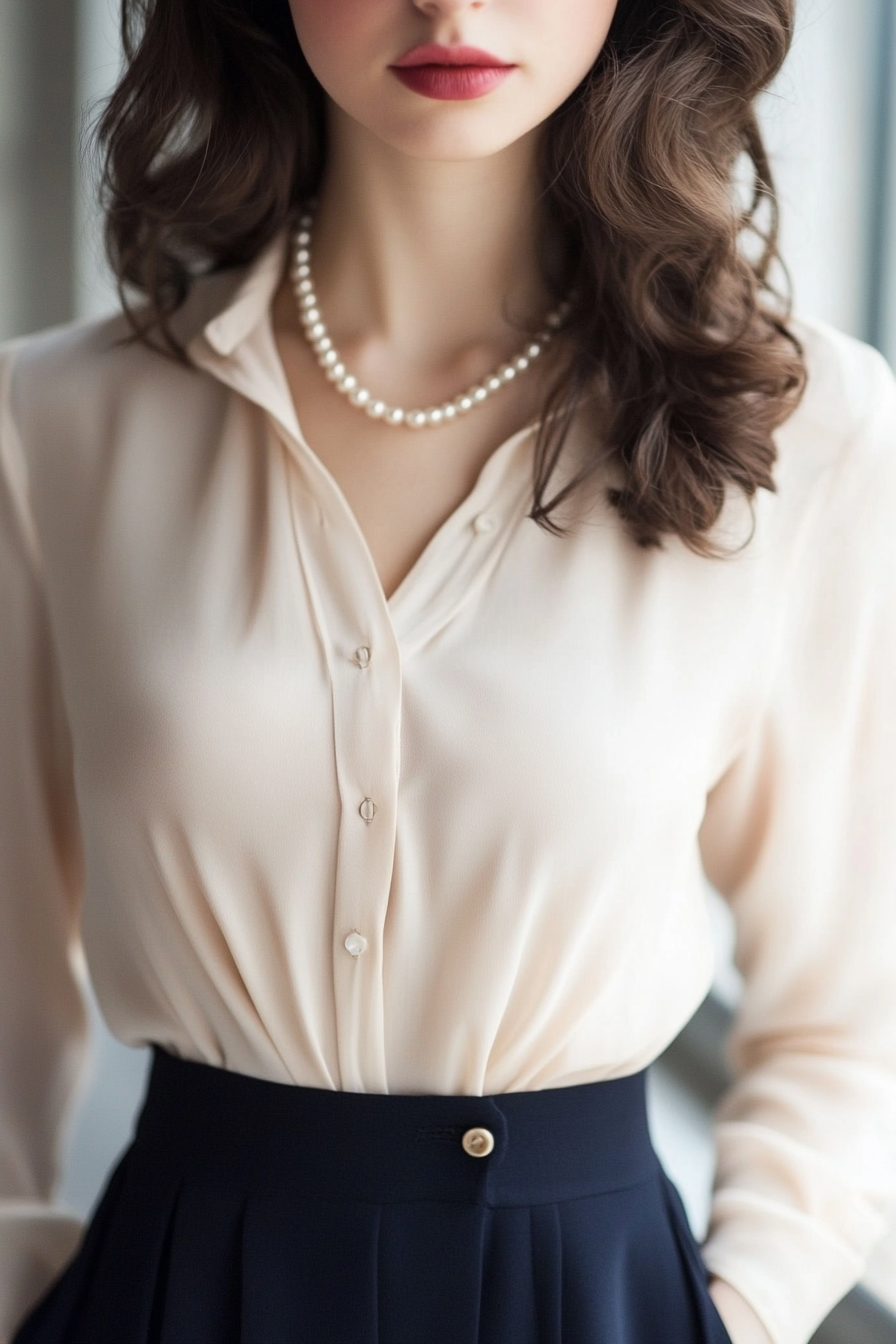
709 1279 775 1344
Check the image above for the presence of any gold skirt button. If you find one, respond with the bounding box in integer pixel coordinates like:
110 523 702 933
461 1127 495 1158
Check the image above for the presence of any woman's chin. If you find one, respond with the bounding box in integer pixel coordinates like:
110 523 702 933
331 98 544 167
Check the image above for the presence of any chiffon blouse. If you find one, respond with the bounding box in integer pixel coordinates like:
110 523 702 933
2 236 896 1344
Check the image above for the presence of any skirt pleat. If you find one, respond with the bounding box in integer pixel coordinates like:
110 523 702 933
376 1200 486 1344
479 1207 540 1344
74 1160 180 1343
157 1184 245 1344
14 1049 733 1344
529 1202 564 1344
660 1172 734 1344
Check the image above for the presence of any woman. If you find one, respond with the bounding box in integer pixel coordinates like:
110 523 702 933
2 0 895 1341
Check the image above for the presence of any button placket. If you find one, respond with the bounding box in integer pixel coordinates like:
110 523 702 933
284 466 401 1093
282 430 526 1089
344 931 368 958
387 437 533 656
329 625 399 1089
460 1103 507 1204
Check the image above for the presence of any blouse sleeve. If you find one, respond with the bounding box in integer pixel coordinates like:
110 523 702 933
0 346 89 1341
698 335 896 1344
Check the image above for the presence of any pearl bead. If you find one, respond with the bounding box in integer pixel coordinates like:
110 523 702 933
291 208 568 430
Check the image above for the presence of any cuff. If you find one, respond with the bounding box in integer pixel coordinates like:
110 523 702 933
0 1202 83 1342
702 1189 866 1344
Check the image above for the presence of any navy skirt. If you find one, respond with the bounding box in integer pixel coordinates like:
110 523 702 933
15 1048 732 1344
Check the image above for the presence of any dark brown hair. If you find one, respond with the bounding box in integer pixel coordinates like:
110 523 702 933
98 0 806 554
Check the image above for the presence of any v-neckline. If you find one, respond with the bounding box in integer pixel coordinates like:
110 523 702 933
263 304 540 611
191 289 541 646
294 416 538 606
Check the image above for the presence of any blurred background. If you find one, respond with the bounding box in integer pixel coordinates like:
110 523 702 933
0 0 895 1339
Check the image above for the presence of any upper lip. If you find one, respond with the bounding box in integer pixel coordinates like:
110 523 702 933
391 44 514 68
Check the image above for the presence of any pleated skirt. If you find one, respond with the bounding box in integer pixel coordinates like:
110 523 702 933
15 1047 733 1344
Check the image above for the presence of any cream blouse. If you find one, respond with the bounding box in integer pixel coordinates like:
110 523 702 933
2 236 896 1344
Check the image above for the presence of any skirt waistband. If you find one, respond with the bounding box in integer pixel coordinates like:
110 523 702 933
136 1048 658 1208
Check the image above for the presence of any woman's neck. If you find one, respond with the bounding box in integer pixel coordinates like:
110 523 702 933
308 103 550 368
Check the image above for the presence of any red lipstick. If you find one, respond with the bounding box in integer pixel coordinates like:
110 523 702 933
390 44 516 101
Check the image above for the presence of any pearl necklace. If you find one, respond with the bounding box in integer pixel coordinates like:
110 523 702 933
290 207 569 429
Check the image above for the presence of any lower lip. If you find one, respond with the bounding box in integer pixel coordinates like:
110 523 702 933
390 65 515 101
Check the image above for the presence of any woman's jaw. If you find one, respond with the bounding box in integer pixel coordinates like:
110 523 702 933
287 0 619 164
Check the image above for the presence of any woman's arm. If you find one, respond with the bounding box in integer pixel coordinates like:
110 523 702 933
697 329 896 1344
0 346 89 1339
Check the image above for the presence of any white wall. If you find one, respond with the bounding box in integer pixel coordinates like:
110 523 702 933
74 0 121 321
0 0 26 335
759 0 878 337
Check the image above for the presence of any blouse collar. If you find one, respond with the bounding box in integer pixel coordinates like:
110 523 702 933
181 231 302 445
198 231 291 358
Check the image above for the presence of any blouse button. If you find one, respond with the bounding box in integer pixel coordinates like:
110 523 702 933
344 932 368 957
461 1127 495 1158
472 513 497 535
353 646 371 669
359 797 377 824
